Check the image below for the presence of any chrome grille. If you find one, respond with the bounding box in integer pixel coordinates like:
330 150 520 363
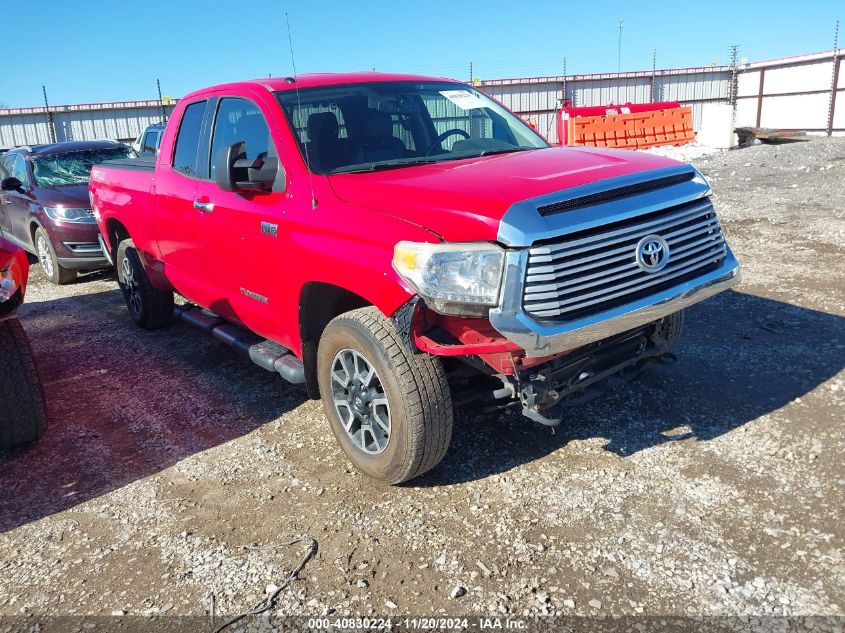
523 199 727 320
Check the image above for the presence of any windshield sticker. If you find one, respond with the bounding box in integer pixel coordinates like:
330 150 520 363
439 90 487 110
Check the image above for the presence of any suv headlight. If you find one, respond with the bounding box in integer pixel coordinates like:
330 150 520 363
393 241 505 315
44 206 96 224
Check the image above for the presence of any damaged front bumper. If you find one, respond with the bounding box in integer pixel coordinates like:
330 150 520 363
489 247 740 359
501 313 684 426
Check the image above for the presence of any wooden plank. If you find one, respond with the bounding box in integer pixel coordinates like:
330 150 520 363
734 127 807 144
755 69 766 128
828 56 841 137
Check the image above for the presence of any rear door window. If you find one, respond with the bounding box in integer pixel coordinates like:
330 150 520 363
172 101 207 176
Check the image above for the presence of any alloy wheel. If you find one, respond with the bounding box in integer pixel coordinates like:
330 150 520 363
121 257 142 316
36 235 54 279
330 348 391 454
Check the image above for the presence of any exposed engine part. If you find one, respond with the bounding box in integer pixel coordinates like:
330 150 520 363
507 311 685 427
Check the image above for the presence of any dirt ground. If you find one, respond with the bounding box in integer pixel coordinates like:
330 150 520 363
1 137 843 627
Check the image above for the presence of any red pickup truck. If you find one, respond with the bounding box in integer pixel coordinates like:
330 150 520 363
90 72 739 483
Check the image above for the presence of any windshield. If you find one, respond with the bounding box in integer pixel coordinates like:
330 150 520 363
31 147 134 187
275 81 548 174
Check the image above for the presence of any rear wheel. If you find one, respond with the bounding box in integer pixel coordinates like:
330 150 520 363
116 239 173 329
34 228 75 285
0 318 47 449
317 307 453 484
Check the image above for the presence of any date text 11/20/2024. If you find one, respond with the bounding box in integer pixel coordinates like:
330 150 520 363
306 617 527 629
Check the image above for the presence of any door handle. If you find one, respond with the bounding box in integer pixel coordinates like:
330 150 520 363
193 200 214 213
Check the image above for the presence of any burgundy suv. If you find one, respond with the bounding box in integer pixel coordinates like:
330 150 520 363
0 140 133 284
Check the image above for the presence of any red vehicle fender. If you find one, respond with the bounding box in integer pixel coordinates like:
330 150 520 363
0 236 30 314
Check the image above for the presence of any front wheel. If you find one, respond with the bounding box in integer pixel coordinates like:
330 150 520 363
34 228 75 285
317 307 453 484
116 239 174 329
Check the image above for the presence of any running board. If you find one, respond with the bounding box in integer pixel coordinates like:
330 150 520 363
173 304 305 384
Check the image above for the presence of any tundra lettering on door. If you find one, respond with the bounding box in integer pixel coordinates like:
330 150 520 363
90 72 740 484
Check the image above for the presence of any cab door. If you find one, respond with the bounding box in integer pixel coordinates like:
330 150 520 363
1 154 35 250
151 99 212 304
0 155 14 235
192 94 292 343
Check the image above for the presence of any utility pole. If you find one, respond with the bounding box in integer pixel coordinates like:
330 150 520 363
729 44 740 110
650 49 657 102
562 57 567 105
42 85 56 144
549 58 568 141
469 61 473 84
156 78 167 124
617 19 624 73
827 20 840 136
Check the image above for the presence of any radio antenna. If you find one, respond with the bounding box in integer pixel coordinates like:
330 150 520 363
286 12 317 209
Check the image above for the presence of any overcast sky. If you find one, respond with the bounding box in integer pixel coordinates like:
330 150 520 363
1 0 841 108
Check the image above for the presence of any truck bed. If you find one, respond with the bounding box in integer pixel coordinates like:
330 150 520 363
90 158 158 259
99 156 157 172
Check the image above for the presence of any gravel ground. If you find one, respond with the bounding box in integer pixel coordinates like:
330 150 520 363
1 137 843 627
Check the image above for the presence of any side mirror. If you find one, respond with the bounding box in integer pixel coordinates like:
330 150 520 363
215 141 280 193
1 177 22 191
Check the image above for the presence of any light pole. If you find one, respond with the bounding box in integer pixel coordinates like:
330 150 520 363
617 19 624 73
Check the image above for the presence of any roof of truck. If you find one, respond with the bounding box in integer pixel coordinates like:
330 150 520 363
184 72 462 99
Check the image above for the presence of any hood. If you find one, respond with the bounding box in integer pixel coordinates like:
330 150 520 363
327 146 684 242
35 183 91 207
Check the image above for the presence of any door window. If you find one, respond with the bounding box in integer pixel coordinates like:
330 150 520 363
141 131 159 156
172 101 207 177
9 155 29 187
209 98 273 180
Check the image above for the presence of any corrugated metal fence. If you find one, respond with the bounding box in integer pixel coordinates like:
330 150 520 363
1 49 842 149
477 67 731 143
477 49 843 143
0 101 175 149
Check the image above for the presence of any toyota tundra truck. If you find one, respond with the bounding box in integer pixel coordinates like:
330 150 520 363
90 73 740 484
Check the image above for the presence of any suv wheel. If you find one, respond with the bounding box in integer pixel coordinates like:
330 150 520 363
0 318 47 449
317 307 452 484
34 228 75 285
116 238 174 329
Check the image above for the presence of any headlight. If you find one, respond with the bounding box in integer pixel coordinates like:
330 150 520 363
0 258 23 302
393 241 505 315
44 206 96 224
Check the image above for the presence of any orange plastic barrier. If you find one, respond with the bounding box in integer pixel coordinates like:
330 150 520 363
565 106 694 149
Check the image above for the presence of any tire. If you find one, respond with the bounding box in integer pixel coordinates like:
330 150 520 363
0 318 48 449
658 310 685 353
34 227 76 285
116 238 173 329
317 306 453 485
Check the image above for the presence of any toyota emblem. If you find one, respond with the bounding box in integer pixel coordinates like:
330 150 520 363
635 235 670 273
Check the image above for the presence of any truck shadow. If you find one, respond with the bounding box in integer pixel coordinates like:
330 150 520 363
2 287 842 525
0 288 304 533
421 289 845 485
